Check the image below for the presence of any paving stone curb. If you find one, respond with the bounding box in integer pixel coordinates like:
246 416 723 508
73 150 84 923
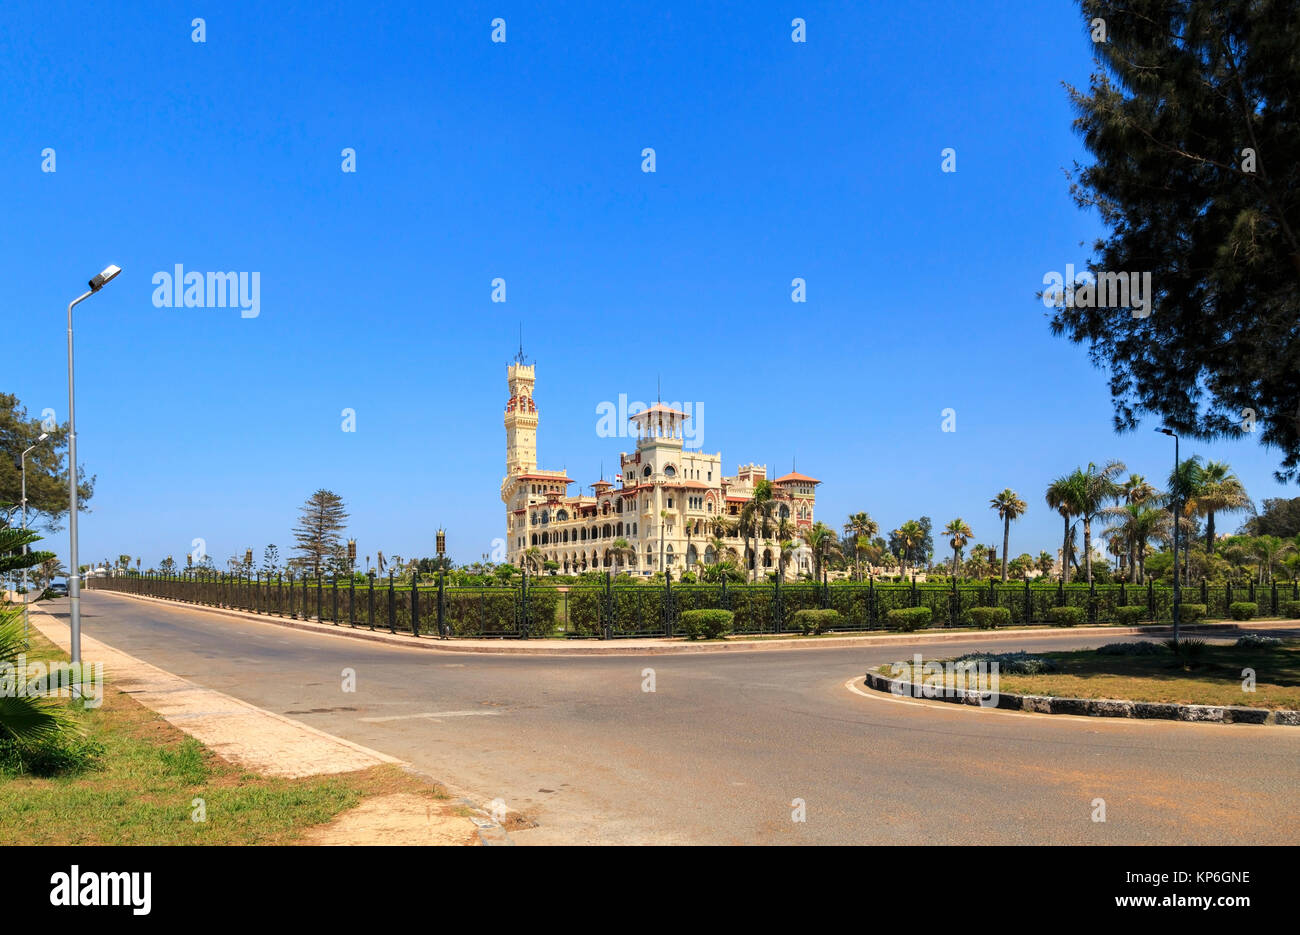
861 669 1300 725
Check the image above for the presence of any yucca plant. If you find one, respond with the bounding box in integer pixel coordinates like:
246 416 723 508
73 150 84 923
0 609 74 747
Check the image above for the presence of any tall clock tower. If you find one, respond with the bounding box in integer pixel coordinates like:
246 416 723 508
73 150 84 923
504 360 537 476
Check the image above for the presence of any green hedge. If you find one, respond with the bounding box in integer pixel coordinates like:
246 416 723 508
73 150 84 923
1282 600 1300 619
887 606 932 631
1114 605 1147 625
1046 606 1086 627
680 609 734 640
1228 601 1257 621
969 607 1010 629
1178 603 1207 623
791 609 840 635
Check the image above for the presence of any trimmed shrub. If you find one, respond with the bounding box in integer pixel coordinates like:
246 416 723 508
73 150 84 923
1046 606 1086 627
1235 633 1281 649
887 606 932 631
1228 602 1258 621
1179 603 1207 623
1280 600 1300 619
1114 606 1147 625
679 609 733 640
1097 640 1164 656
969 607 1010 629
790 608 840 635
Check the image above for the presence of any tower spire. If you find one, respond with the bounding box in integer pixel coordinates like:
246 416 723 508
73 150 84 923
514 323 528 365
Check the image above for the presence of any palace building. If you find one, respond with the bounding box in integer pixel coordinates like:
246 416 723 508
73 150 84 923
500 356 821 578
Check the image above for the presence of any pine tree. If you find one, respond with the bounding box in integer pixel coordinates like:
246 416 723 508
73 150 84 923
291 490 349 578
1056 0 1300 481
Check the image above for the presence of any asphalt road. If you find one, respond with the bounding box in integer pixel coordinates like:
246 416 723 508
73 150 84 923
42 592 1300 845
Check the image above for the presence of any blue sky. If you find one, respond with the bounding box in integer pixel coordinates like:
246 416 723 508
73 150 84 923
3 1 1293 569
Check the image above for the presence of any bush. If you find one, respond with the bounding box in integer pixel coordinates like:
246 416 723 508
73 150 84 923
790 609 840 635
1046 606 1086 627
1235 633 1281 649
679 609 734 640
1228 602 1258 621
1097 640 1164 656
886 606 932 632
1114 606 1147 625
951 651 1057 675
1164 637 1208 661
969 607 1010 629
1178 603 1207 622
1281 600 1300 619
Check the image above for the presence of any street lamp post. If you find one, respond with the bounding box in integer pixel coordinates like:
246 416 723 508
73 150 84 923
20 433 50 640
66 264 122 669
1158 428 1181 644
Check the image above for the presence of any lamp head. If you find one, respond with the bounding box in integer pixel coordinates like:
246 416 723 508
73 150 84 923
88 264 122 292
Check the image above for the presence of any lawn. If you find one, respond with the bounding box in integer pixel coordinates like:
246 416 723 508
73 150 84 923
0 629 457 844
883 639 1300 710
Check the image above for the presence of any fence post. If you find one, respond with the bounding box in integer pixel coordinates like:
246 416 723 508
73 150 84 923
774 570 783 633
604 571 613 641
332 576 339 625
1088 578 1096 625
1024 576 1032 622
367 572 375 630
288 572 296 618
1271 580 1278 615
911 575 918 609
1148 578 1155 618
316 575 322 621
520 569 530 639
664 570 673 637
1249 578 1256 603
411 578 420 636
437 574 445 637
868 574 875 628
1201 577 1208 606
388 572 396 634
348 575 356 627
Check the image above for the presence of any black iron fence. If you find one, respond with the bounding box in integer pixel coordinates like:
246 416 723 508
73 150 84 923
87 572 1300 639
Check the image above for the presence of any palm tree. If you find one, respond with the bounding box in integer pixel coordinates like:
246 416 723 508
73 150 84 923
892 520 925 578
1072 461 1126 584
739 480 774 582
800 522 841 580
1113 506 1170 583
988 489 1027 582
522 546 544 574
942 518 973 579
1167 456 1205 585
609 537 635 577
843 511 879 581
778 539 799 580
1036 551 1055 577
1194 461 1250 556
1044 474 1081 584
1121 473 1159 505
1251 536 1293 584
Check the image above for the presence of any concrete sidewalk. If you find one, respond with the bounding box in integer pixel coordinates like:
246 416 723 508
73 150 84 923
27 603 400 778
82 589 1300 655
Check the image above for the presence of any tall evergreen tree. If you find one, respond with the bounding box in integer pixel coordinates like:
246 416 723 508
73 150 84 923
1055 1 1300 481
291 489 349 577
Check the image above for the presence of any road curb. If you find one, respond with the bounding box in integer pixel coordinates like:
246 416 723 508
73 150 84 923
860 669 1300 726
79 589 1300 656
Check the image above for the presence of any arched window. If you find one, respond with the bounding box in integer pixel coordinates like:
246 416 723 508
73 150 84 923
642 465 652 478
665 464 676 478
556 509 568 521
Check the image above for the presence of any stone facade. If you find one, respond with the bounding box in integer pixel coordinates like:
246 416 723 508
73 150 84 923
500 360 820 578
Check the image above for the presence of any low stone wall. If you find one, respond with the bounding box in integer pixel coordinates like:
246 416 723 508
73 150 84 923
862 669 1300 726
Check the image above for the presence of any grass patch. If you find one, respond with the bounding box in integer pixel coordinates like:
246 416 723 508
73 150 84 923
0 630 455 844
989 639 1300 709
